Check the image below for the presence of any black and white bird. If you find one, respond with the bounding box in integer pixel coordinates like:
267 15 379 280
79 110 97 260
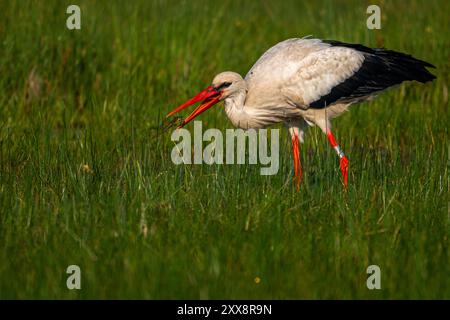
167 37 436 189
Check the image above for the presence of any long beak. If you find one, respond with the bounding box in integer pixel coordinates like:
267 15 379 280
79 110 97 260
167 86 222 128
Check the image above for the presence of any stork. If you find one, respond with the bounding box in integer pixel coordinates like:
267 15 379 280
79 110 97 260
167 38 436 189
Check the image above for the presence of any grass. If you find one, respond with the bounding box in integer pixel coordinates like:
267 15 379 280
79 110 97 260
0 0 448 299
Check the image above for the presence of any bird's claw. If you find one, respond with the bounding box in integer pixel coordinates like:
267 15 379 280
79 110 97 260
340 156 349 189
294 171 302 192
291 134 302 192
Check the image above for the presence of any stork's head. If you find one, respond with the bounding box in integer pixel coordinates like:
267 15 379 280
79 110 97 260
166 71 245 128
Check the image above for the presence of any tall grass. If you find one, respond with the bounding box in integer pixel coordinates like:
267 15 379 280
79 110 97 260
0 0 448 299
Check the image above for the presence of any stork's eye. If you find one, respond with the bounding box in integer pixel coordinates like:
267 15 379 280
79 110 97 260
216 82 232 90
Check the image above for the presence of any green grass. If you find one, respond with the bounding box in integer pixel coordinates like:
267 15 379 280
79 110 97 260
0 0 448 299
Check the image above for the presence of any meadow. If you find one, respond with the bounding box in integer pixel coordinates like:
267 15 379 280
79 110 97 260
0 0 448 299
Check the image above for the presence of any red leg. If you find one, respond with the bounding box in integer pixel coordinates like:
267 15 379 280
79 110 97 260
291 133 302 191
326 130 349 188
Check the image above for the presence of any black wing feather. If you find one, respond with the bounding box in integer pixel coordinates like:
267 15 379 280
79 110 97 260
309 40 436 109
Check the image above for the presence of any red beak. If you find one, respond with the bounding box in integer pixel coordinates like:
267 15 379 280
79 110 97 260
166 86 222 128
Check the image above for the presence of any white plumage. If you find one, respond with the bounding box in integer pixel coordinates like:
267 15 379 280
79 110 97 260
246 39 364 108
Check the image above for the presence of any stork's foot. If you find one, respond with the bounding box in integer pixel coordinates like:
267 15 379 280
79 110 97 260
340 156 349 188
326 130 349 190
294 168 302 192
291 133 302 191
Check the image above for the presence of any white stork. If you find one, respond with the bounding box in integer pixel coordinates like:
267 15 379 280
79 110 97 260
167 38 436 189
